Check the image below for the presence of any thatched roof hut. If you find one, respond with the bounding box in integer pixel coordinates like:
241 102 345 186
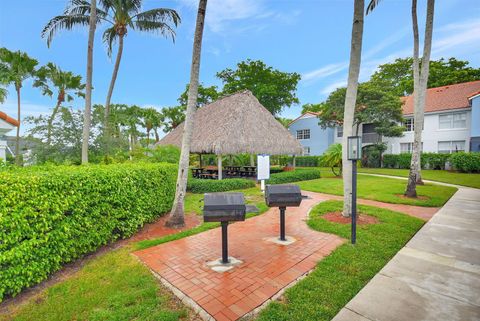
158 90 303 155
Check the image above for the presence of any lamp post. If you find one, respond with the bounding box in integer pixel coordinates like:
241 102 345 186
347 136 362 244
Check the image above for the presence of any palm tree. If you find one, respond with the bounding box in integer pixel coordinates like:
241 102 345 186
405 0 435 197
166 0 208 228
141 107 162 147
341 0 365 217
320 143 342 176
0 48 38 165
42 0 180 138
82 0 96 164
34 63 85 145
160 105 185 133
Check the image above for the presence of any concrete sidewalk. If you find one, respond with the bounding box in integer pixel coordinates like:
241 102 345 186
332 187 480 321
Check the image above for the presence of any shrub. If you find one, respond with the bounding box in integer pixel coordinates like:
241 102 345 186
266 168 321 184
150 145 180 163
422 153 450 170
295 156 321 167
449 152 480 173
187 178 255 193
0 163 177 301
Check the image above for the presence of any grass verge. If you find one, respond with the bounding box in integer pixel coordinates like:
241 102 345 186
1 246 188 321
257 200 424 321
298 174 456 207
358 167 480 189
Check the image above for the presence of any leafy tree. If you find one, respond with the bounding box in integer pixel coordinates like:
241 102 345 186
34 62 85 145
42 0 181 135
276 117 293 128
25 107 86 164
160 105 185 133
178 83 220 107
370 57 480 96
0 48 38 165
320 143 342 176
216 59 301 115
318 83 404 139
301 102 324 114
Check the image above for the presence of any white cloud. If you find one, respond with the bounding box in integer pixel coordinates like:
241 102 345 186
431 19 480 58
301 63 348 83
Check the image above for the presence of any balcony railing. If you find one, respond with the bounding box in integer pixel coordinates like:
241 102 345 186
362 132 381 144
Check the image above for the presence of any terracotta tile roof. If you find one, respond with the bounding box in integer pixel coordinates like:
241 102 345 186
401 80 480 115
0 111 19 127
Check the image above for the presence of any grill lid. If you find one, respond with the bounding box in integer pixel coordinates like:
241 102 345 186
204 192 246 211
266 184 301 196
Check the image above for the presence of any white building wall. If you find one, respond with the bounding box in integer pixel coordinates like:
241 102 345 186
383 108 471 154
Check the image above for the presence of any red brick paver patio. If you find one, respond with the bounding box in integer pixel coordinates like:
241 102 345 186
134 192 345 320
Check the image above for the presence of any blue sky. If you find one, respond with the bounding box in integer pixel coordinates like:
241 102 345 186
1 0 479 135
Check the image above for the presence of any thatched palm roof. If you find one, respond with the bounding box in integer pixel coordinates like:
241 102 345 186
158 90 303 155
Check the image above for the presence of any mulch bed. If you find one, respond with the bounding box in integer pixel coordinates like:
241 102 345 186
322 211 379 225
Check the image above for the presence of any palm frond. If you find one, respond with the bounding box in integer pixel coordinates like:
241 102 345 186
366 0 382 15
0 87 8 103
65 0 110 21
41 15 92 47
134 20 176 41
102 26 118 57
133 8 180 26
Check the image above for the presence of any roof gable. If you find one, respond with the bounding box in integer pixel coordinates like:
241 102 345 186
0 111 19 127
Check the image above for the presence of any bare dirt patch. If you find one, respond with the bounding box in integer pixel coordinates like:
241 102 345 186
322 211 379 225
395 194 430 201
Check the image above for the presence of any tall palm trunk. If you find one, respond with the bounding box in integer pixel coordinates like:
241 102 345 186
342 0 364 217
154 128 160 142
405 0 435 197
82 0 96 164
166 0 207 228
104 34 124 139
15 85 21 166
47 95 63 145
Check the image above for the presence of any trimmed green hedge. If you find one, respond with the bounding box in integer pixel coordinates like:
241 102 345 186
0 163 177 301
187 178 255 193
266 168 321 184
382 153 450 170
450 152 480 172
270 156 320 167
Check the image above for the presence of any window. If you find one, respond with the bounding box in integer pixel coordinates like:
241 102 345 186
400 143 413 153
404 118 414 131
439 112 467 129
296 129 310 140
438 140 465 154
337 126 343 138
303 146 311 156
400 142 423 153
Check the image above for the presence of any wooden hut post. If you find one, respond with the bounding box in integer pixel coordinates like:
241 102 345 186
292 155 296 169
199 154 203 167
218 154 222 180
250 154 255 166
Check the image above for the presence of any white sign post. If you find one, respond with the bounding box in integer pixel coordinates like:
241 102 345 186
257 154 270 193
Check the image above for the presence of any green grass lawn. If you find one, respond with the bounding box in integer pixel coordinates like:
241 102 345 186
257 200 424 321
298 174 457 207
1 246 188 321
357 167 480 189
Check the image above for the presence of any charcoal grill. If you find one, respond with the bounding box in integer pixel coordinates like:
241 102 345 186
203 192 246 263
265 184 302 241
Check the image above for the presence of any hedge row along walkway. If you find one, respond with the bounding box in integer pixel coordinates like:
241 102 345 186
134 191 438 321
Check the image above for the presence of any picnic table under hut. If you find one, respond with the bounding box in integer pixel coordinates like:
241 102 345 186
157 90 303 180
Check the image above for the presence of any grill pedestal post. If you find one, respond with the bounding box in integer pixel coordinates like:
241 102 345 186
221 221 229 264
279 206 286 241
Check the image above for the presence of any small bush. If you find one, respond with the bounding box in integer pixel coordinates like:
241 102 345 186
422 153 450 170
187 178 255 193
266 168 321 184
0 163 177 301
449 152 480 173
295 156 321 167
